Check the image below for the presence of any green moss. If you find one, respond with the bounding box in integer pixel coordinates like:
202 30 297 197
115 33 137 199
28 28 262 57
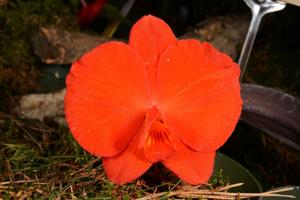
0 0 76 67
0 114 231 198
0 0 76 101
209 169 229 187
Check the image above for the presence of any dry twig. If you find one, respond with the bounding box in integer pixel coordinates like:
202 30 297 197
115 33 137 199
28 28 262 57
137 183 296 200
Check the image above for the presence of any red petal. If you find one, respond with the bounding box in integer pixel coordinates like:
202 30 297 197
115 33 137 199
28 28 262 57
129 15 177 95
157 39 242 151
103 121 152 184
78 0 108 25
65 42 150 157
163 142 216 185
129 15 176 65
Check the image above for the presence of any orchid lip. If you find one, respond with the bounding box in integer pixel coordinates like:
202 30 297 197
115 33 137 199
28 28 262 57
143 118 175 162
141 106 175 162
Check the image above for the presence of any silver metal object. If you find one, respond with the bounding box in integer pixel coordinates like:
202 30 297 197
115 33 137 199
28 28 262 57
239 0 286 81
239 0 300 151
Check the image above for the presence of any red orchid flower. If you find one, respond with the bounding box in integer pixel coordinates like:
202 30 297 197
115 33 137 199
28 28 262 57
65 15 242 185
77 0 108 25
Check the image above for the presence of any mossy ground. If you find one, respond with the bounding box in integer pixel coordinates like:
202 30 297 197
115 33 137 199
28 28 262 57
0 0 299 199
0 113 229 199
0 0 77 112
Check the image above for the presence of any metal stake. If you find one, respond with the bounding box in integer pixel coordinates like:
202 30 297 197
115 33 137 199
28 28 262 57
239 0 286 81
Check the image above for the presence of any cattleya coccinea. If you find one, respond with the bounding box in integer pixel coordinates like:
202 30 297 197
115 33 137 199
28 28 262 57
65 15 242 185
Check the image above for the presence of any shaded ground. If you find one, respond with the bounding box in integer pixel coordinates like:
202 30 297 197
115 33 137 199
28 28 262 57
0 0 300 199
